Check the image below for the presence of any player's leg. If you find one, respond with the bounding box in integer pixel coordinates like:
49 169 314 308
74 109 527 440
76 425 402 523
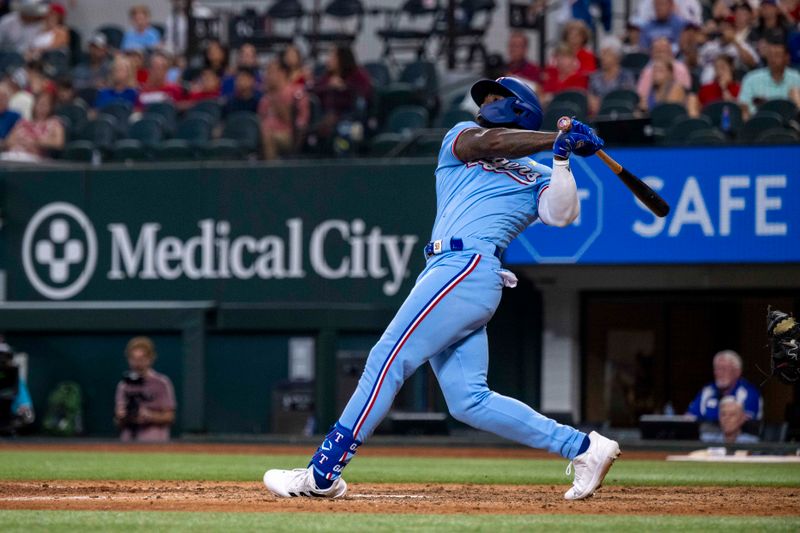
430 327 620 500
264 253 499 497
430 327 586 458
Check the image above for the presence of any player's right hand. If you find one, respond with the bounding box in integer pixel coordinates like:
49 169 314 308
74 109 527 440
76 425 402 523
553 120 604 159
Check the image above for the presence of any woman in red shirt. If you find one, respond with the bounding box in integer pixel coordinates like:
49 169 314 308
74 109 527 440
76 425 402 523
562 19 597 74
697 55 741 106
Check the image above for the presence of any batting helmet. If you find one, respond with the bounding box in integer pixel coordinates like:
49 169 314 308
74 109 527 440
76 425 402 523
470 76 543 131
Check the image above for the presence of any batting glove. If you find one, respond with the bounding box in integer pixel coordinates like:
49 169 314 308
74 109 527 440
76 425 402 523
553 122 604 159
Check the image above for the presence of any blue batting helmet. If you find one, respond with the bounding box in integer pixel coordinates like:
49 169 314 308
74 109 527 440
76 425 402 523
470 76 543 131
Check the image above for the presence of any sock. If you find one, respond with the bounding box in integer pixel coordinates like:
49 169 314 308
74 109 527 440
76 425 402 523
577 434 590 456
309 422 361 490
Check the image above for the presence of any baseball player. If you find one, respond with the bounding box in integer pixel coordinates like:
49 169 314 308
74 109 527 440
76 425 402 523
264 77 620 501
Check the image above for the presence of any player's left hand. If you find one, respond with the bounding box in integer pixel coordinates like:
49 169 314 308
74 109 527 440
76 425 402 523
567 119 604 157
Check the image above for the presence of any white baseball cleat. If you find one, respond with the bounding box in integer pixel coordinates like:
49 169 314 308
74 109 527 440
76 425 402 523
263 466 348 498
564 431 620 501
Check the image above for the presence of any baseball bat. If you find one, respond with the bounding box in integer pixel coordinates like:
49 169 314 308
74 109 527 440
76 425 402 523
557 116 670 218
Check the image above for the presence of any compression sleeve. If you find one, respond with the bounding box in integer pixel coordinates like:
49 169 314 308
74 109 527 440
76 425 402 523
537 158 579 227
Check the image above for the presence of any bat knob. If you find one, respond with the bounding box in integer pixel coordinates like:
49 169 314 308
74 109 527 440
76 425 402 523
557 116 572 132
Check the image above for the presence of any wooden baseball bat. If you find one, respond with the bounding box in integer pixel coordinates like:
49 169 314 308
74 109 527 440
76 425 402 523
557 116 670 218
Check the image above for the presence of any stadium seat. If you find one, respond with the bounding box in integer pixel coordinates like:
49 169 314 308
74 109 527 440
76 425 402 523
739 114 784 142
218 111 261 154
550 91 588 119
369 132 406 157
755 128 800 144
404 128 447 157
602 89 639 110
386 105 429 134
649 102 688 134
61 140 97 162
375 86 420 124
203 138 245 160
399 60 439 93
127 117 164 148
41 49 70 78
174 116 213 147
685 128 727 145
436 108 474 128
75 117 116 152
363 62 392 87
665 116 714 144
431 0 497 67
0 50 25 75
56 103 89 138
376 0 440 62
154 139 196 160
598 99 636 117
188 100 223 123
111 139 149 162
621 52 649 77
75 87 98 108
145 102 178 130
97 24 124 49
68 27 82 65
100 101 133 135
701 101 743 135
758 99 798 121
305 0 365 56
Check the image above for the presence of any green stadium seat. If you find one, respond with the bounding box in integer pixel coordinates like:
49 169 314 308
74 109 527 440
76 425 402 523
686 128 727 145
758 99 798 120
602 89 639 110
376 86 421 124
154 139 196 160
541 102 581 131
399 60 438 93
364 62 392 87
621 52 649 77
61 140 96 162
75 117 116 152
145 102 178 129
701 101 743 136
436 108 475 128
204 138 245 160
755 128 800 144
550 90 588 119
649 102 688 136
386 105 429 134
127 117 164 147
665 116 714 144
739 114 784 142
175 116 213 146
41 49 70 78
218 111 261 155
97 24 124 49
111 139 149 162
404 129 447 157
369 132 406 157
56 103 88 137
189 100 223 123
598 98 636 117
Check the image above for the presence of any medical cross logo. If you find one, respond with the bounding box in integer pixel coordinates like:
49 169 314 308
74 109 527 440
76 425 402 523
22 202 98 300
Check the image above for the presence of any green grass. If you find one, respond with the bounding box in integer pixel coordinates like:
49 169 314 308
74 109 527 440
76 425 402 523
0 450 799 487
0 511 796 532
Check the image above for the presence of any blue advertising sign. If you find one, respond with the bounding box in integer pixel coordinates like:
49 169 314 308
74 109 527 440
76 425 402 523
504 145 800 265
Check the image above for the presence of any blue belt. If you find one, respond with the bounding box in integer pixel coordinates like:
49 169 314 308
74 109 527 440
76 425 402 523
424 237 502 259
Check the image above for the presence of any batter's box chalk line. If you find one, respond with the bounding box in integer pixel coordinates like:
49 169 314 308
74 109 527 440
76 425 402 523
349 494 427 499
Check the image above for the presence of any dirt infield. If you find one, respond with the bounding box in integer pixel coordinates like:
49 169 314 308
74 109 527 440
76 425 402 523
0 480 797 515
1 443 796 517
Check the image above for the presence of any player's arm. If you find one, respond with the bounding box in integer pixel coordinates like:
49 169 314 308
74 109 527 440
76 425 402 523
453 126 558 162
537 159 579 227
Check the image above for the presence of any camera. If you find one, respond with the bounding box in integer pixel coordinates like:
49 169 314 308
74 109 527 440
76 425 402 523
120 371 147 432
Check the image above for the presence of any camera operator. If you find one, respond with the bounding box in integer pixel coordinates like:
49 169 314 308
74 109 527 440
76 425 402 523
114 336 176 442
0 340 34 435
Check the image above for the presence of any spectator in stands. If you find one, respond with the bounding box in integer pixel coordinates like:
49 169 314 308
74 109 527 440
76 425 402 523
688 350 762 422
259 59 310 160
738 35 800 115
749 0 792 54
634 0 703 28
785 0 800 24
94 56 139 109
121 5 162 51
54 77 75 108
138 50 183 108
677 24 703 90
639 0 688 50
506 31 540 84
0 84 21 146
6 68 34 120
622 21 644 54
222 42 261 98
540 44 589 106
588 36 636 115
312 46 372 138
72 33 111 90
690 54 741 113
204 39 229 78
282 44 310 88
114 336 176 443
700 396 760 443
1 91 64 162
639 58 688 110
0 0 46 54
185 67 221 104
125 47 149 86
561 19 597 73
27 2 68 61
732 1 756 44
637 37 693 103
223 67 261 116
698 16 758 85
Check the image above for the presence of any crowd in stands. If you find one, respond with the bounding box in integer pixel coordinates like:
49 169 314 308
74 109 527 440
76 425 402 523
0 0 799 163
